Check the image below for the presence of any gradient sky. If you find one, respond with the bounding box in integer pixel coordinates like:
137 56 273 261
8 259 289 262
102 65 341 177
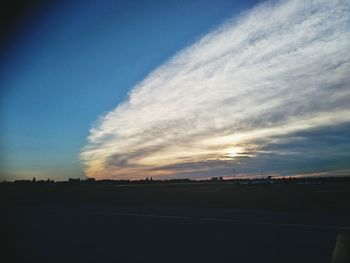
1 0 350 181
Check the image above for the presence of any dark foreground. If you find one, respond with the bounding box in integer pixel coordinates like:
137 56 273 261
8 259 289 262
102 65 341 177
1 182 350 263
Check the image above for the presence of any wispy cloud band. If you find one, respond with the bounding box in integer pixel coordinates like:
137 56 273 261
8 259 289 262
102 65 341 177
81 0 350 179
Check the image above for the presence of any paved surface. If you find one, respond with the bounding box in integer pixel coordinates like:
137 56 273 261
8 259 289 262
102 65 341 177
3 205 350 263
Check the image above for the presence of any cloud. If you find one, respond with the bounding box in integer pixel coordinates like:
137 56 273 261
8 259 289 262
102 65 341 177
81 0 350 179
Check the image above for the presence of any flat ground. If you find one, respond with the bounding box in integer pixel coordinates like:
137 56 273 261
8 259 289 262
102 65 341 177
1 182 350 262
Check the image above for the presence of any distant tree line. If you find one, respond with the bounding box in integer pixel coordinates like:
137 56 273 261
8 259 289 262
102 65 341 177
1 175 350 186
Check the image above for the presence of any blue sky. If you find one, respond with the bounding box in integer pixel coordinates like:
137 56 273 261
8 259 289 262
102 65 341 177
1 0 350 181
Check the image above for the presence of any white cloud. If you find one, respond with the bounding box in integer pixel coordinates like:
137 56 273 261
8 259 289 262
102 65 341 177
81 0 350 179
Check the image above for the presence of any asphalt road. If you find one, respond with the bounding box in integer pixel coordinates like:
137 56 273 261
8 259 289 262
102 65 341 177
3 205 349 263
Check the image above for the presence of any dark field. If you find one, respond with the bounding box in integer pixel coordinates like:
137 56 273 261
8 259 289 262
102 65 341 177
1 182 350 262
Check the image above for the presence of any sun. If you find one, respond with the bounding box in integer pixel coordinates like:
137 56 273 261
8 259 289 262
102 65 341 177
225 146 244 158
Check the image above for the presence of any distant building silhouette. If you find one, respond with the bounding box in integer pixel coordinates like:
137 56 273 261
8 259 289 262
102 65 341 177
86 178 95 182
68 178 81 183
251 176 272 185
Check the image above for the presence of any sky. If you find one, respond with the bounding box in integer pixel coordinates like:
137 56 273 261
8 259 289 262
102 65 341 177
1 0 350 181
